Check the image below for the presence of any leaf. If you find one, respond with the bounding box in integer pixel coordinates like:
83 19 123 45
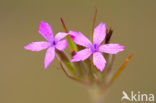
60 18 78 52
109 53 135 85
90 6 97 41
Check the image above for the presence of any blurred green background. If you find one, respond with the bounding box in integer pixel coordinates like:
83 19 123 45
0 0 156 103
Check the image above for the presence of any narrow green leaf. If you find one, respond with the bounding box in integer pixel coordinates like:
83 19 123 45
60 18 78 52
109 53 135 86
90 7 97 41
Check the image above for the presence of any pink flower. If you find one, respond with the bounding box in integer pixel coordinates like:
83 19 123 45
24 21 68 69
69 23 124 71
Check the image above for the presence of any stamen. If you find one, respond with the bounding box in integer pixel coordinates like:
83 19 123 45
94 44 97 48
53 41 56 45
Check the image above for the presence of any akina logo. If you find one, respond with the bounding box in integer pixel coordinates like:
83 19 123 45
121 91 154 102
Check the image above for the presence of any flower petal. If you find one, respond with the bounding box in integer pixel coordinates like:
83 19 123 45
93 22 106 45
55 39 68 51
69 31 92 47
93 52 106 71
55 32 68 42
44 47 55 69
24 41 49 51
39 21 53 41
99 44 124 54
71 48 92 62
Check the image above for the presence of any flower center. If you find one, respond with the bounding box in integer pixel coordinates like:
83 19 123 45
52 41 56 45
91 44 99 53
49 40 57 47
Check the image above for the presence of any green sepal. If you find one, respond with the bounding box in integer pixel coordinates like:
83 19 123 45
56 50 76 75
66 35 78 52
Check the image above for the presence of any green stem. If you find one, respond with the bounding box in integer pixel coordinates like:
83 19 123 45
88 86 106 103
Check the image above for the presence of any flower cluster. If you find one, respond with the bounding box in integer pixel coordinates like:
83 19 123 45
24 9 135 102
24 21 124 71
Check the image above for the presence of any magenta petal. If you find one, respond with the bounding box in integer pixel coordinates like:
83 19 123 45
99 44 124 54
93 52 106 71
93 22 106 45
71 48 92 62
39 21 53 41
44 47 55 69
69 31 92 47
55 39 68 51
24 41 49 51
55 32 68 41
